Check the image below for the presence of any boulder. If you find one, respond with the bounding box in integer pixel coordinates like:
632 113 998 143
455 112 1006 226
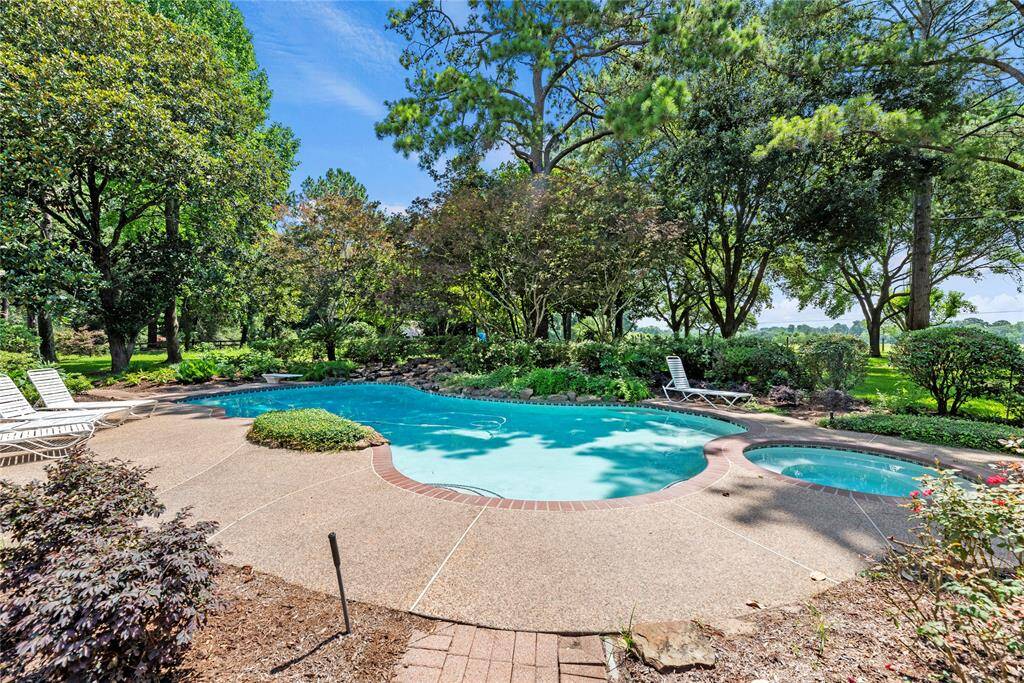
518 388 535 400
565 391 577 401
487 388 508 399
632 621 716 673
547 393 568 402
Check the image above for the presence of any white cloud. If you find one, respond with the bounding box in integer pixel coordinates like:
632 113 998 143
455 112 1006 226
379 202 407 215
963 291 1024 322
298 1 400 69
300 64 384 117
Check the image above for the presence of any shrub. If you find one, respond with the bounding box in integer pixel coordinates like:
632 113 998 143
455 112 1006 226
120 366 178 387
0 351 40 401
768 384 804 406
247 408 385 451
814 388 854 421
0 319 40 354
445 365 525 390
249 333 311 362
301 359 357 381
174 357 219 384
54 327 108 356
891 327 1023 416
826 413 1019 452
210 349 286 379
799 334 867 391
61 371 93 395
709 336 802 393
875 468 1023 682
0 453 220 681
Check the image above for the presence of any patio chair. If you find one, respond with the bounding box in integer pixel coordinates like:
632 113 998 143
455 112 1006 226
0 374 128 428
0 419 95 459
28 368 157 419
662 356 753 407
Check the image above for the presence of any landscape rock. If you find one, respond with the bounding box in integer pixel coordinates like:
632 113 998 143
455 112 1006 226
565 391 577 401
487 388 508 399
547 393 568 402
632 621 716 673
519 388 534 400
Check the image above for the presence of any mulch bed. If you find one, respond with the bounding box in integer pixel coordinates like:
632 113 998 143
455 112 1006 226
614 577 937 682
180 564 430 681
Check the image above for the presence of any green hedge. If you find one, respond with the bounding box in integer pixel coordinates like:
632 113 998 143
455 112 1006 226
825 413 1019 453
247 408 385 452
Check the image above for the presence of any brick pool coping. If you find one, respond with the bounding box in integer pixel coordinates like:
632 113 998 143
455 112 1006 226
160 381 986 510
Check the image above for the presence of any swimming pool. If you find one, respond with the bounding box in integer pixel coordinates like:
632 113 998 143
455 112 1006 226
745 445 967 497
186 384 745 501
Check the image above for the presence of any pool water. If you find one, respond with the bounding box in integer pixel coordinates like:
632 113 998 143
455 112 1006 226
746 445 964 497
186 384 745 500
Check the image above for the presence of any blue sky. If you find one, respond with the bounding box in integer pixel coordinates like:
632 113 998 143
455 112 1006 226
237 0 1024 325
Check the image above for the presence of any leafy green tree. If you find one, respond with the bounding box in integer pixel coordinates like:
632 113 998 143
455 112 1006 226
781 162 1024 355
0 0 264 371
376 0 661 177
276 187 390 361
299 168 369 204
763 0 1024 329
142 0 296 362
647 1 881 337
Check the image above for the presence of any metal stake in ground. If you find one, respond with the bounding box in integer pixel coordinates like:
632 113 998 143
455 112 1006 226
328 532 352 634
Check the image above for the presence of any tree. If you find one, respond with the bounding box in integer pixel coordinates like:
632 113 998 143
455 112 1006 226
143 0 295 362
0 0 260 372
376 0 662 177
782 162 1024 355
299 168 369 204
647 1 881 337
763 0 1024 329
276 189 390 361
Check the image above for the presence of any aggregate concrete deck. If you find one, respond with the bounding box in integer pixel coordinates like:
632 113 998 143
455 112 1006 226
0 385 1005 633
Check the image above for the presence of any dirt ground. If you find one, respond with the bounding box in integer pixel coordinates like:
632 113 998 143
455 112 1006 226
181 564 430 682
613 577 936 683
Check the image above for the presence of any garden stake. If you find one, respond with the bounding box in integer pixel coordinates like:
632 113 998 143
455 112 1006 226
328 532 352 634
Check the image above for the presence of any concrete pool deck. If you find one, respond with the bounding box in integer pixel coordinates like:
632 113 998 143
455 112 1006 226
0 383 1006 633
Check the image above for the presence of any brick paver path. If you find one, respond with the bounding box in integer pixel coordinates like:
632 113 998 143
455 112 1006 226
391 622 607 683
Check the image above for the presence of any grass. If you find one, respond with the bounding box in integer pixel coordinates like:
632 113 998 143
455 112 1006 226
58 349 244 379
852 356 1009 421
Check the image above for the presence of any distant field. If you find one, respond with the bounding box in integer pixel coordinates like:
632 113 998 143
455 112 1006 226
852 356 1008 420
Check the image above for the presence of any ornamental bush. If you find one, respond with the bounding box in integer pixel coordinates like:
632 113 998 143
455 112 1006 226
709 336 803 393
826 413 1018 452
799 334 867 391
891 327 1023 416
174 356 219 384
247 408 385 451
0 319 40 354
876 467 1023 682
54 327 108 356
0 454 220 682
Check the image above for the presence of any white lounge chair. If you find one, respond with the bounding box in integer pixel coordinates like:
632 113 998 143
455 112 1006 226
0 420 95 459
28 368 157 419
0 374 128 428
662 356 753 407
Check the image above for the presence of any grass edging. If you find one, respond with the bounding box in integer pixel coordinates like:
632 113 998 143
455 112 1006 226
822 413 1018 453
247 408 386 452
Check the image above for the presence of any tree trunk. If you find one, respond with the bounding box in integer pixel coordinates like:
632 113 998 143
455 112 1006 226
180 301 193 350
613 293 625 338
325 340 337 362
164 194 183 362
561 311 572 341
147 320 159 348
240 321 250 346
908 172 933 330
867 313 883 357
533 312 549 340
683 309 691 338
108 331 134 374
1 298 8 320
37 309 57 362
25 306 36 332
164 303 181 362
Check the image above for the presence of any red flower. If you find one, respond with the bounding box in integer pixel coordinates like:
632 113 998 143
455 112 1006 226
994 499 1007 507
884 663 895 671
923 489 933 496
987 475 1008 486
910 490 920 498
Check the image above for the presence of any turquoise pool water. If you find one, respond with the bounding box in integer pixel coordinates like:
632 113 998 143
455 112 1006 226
746 445 963 497
186 384 745 500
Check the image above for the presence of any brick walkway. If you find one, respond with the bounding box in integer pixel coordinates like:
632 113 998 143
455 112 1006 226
391 622 608 683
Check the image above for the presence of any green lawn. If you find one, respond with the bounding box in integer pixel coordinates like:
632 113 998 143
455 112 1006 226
59 350 208 379
852 355 1008 420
